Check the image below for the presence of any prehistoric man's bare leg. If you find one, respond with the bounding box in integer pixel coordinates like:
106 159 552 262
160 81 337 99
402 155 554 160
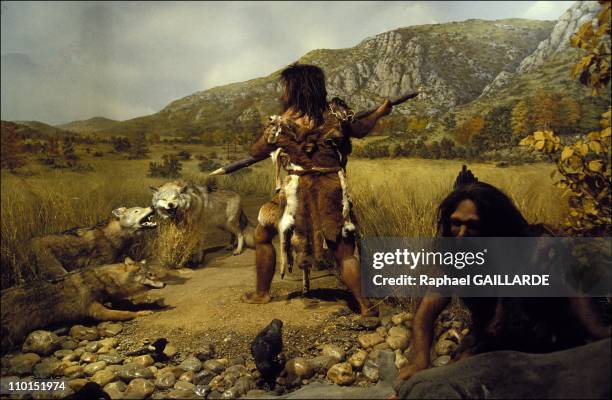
241 224 277 304
332 238 377 317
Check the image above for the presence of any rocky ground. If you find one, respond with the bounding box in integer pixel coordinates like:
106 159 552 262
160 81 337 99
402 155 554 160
0 278 468 399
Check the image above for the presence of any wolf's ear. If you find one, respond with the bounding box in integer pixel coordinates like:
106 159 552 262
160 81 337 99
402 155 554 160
178 183 188 194
149 185 159 192
124 257 135 265
112 207 127 218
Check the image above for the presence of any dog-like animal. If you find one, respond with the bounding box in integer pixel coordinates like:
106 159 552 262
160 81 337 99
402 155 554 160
151 181 254 263
1 258 164 352
30 207 157 279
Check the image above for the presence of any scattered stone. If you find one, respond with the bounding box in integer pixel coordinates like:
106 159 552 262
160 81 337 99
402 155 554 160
358 333 384 348
362 359 379 382
435 339 458 356
222 386 239 399
54 349 74 359
348 349 368 370
63 365 84 379
91 368 117 386
194 344 214 361
117 363 154 381
179 355 202 372
68 378 89 391
380 315 392 327
166 389 195 399
69 325 98 341
174 381 196 391
193 369 214 386
160 366 185 379
104 381 127 399
391 312 412 325
124 378 155 399
33 357 60 378
97 322 123 337
285 357 314 379
376 326 388 338
164 344 179 358
358 316 380 329
22 330 60 356
99 337 119 348
320 344 346 362
228 355 246 366
98 354 124 365
61 340 78 350
73 348 85 357
84 361 107 376
225 365 247 377
133 355 154 368
388 326 409 338
233 376 256 396
80 352 97 363
85 341 100 353
373 342 391 351
156 371 176 389
386 335 409 351
432 355 451 367
246 389 269 397
203 359 226 374
179 371 194 382
326 362 355 386
8 353 41 375
311 356 337 373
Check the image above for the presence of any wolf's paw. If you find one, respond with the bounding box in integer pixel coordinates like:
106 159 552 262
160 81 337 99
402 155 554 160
136 310 154 317
232 249 243 256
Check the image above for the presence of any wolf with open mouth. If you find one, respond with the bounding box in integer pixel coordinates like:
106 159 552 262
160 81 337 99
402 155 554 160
30 206 157 279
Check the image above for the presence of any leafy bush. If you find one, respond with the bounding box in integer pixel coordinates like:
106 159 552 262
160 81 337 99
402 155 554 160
198 158 222 172
148 154 183 178
175 150 192 160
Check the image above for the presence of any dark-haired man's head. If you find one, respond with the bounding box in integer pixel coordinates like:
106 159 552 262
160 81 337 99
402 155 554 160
437 182 529 237
280 63 328 126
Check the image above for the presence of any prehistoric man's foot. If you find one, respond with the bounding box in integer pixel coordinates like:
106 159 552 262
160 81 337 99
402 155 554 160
241 291 272 304
360 304 379 317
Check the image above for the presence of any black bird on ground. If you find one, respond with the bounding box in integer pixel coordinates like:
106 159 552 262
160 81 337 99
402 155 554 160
66 382 110 400
251 319 284 388
126 337 170 362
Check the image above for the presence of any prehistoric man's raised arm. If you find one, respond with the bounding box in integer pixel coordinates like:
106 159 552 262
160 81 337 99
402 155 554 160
250 131 276 159
349 99 393 138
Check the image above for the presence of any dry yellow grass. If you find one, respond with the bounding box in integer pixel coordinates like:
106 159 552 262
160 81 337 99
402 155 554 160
1 154 566 287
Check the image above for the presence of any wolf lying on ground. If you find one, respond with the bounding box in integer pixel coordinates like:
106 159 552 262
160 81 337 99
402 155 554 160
151 181 254 263
1 258 164 352
30 206 157 279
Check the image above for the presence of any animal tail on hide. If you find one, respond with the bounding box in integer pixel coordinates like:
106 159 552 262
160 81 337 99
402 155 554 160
240 211 256 249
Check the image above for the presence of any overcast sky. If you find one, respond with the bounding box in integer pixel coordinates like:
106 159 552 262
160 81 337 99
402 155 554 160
1 1 574 125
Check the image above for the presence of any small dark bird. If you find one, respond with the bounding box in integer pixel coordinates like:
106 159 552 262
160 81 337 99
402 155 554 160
251 319 284 388
453 165 478 190
126 337 169 362
67 382 110 400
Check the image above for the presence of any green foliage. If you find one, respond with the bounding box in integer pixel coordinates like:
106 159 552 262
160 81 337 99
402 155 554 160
148 154 183 178
128 131 150 159
0 122 25 171
198 158 222 172
112 136 131 153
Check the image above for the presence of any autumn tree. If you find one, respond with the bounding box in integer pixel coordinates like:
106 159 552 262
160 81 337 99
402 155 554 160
455 116 484 145
531 89 559 130
511 99 531 137
558 96 582 134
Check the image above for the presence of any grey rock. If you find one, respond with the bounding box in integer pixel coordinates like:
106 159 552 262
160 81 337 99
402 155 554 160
69 325 98 341
91 368 117 386
8 353 41 375
358 333 384 349
63 365 84 379
174 380 196 391
386 335 409 351
61 340 78 350
98 354 124 364
233 376 256 395
104 381 127 399
399 339 611 400
179 355 202 372
311 356 338 373
54 349 74 359
97 322 123 337
388 326 409 338
85 341 100 353
132 355 154 367
320 344 346 362
193 369 214 385
285 357 314 379
362 359 379 382
84 361 107 376
124 377 155 399
156 371 176 389
203 359 226 374
117 362 154 381
326 362 355 386
358 316 381 329
22 330 60 356
33 357 60 378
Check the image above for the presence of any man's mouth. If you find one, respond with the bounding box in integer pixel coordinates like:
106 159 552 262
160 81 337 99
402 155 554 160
142 278 165 288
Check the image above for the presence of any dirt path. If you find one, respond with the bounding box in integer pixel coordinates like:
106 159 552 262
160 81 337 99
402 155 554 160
121 196 359 359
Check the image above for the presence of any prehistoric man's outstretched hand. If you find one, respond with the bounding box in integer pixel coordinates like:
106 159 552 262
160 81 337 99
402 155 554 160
377 98 393 117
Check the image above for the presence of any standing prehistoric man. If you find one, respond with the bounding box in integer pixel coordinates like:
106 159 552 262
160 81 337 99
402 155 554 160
241 63 392 316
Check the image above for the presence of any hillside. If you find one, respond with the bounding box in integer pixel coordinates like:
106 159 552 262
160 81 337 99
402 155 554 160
57 117 120 134
91 18 555 138
7 120 73 139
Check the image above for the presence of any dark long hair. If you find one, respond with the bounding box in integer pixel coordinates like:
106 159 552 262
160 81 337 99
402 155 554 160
437 182 530 237
280 63 328 126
